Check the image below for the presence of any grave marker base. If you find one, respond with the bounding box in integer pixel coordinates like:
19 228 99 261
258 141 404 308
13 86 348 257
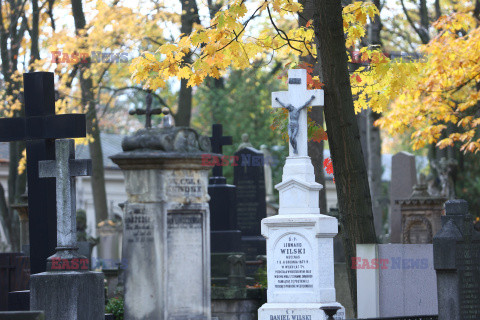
259 302 345 320
30 271 104 320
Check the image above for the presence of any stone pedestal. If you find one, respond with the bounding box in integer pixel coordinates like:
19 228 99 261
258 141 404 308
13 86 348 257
111 127 213 320
258 157 344 320
30 271 104 320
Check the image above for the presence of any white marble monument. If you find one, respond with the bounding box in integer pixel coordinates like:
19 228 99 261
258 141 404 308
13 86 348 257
258 69 344 319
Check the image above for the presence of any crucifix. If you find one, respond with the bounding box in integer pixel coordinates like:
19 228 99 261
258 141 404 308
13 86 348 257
39 139 92 271
129 90 163 129
210 124 233 178
0 72 87 274
272 69 324 157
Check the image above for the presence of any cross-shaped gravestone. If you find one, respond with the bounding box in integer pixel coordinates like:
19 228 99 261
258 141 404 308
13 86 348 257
0 72 86 274
210 124 233 177
272 69 324 156
39 139 92 271
129 90 162 128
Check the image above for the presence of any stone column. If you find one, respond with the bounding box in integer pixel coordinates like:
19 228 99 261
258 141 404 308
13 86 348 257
111 127 214 320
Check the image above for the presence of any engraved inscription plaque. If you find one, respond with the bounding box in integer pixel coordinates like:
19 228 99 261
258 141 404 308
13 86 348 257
457 241 480 319
125 205 154 244
166 176 203 198
167 212 204 313
273 234 314 291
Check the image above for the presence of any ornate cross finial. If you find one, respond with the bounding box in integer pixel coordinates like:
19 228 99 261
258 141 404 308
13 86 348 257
129 90 162 129
272 69 324 156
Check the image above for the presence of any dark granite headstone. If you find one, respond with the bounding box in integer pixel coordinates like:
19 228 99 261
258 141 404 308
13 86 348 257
209 124 241 253
433 199 480 320
233 147 266 259
7 290 29 311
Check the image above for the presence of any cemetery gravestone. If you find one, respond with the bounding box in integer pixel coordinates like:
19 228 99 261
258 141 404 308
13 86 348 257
433 199 480 320
390 152 417 243
209 124 241 253
258 69 344 320
356 243 438 318
398 174 446 244
111 126 214 320
234 146 266 259
0 72 87 274
30 139 104 320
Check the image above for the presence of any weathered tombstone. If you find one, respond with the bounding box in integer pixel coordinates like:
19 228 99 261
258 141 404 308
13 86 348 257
30 139 104 320
356 243 438 318
433 199 480 320
208 124 241 253
0 72 87 274
398 174 446 244
234 146 266 259
111 124 213 320
96 218 123 266
390 151 417 243
258 69 344 319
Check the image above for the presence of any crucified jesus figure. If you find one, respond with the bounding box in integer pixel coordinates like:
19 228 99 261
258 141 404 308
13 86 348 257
275 95 316 154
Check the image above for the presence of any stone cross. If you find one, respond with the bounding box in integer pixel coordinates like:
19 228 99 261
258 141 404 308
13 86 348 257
272 69 323 156
39 139 92 271
210 124 232 177
129 90 162 128
0 72 87 274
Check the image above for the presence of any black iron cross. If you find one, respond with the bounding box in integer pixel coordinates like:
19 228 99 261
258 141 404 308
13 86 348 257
0 72 86 274
129 90 162 129
210 124 232 178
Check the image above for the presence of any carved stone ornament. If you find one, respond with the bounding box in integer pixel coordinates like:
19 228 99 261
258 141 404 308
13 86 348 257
122 127 212 153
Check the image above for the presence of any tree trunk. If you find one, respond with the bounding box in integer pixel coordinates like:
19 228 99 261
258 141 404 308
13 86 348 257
71 0 109 224
29 0 40 68
367 0 384 240
176 0 201 127
313 0 377 315
299 0 327 216
0 0 28 251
